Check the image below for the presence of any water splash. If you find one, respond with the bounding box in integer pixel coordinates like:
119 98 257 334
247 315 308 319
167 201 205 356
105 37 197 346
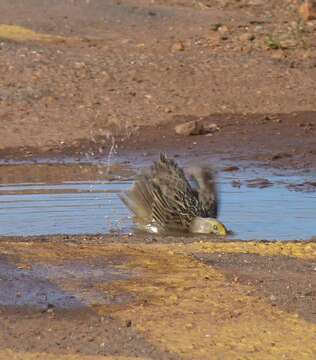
106 135 118 175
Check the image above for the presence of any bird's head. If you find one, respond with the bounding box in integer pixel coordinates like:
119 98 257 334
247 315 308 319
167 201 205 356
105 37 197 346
190 217 228 236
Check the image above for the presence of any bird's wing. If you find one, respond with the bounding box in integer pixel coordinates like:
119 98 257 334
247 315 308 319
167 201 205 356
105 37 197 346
119 169 154 224
149 154 202 230
187 166 218 218
120 154 207 232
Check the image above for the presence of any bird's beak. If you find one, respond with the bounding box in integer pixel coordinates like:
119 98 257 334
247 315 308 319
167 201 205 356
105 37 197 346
218 222 228 236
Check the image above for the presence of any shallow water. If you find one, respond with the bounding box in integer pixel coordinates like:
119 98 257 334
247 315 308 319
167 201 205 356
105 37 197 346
0 171 315 240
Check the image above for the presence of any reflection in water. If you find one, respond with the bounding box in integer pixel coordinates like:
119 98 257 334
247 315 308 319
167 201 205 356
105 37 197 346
0 172 315 240
0 182 131 237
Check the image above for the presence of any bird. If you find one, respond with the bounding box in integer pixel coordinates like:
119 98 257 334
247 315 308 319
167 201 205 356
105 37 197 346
120 153 227 236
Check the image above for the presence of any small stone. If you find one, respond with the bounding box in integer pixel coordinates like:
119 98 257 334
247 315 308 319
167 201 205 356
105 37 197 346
126 320 132 327
270 294 277 301
218 25 229 34
270 50 285 61
204 123 220 132
220 35 229 41
223 166 239 172
74 62 86 69
271 152 292 161
210 23 222 31
299 1 316 21
239 33 255 42
207 32 221 47
171 41 185 52
246 178 273 188
218 25 229 40
164 106 174 113
175 121 219 136
279 39 297 49
175 121 203 136
232 180 241 188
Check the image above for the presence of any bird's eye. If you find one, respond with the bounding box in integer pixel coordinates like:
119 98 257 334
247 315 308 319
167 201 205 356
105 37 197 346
213 225 218 231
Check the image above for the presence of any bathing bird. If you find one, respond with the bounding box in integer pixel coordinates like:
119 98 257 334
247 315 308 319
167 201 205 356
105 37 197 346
120 153 227 235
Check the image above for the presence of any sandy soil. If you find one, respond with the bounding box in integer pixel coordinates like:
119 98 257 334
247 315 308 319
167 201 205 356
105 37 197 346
0 0 316 359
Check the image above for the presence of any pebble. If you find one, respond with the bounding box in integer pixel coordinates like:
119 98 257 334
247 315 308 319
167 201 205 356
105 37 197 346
279 39 297 49
207 32 221 47
222 166 240 172
164 106 175 113
239 33 255 42
175 120 219 136
171 41 185 52
175 120 203 136
74 62 86 69
218 25 229 34
299 0 316 21
210 23 222 31
232 180 241 188
246 178 273 188
270 50 285 61
218 25 229 40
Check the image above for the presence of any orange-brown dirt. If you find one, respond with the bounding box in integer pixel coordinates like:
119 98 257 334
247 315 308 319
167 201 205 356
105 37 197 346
0 0 316 168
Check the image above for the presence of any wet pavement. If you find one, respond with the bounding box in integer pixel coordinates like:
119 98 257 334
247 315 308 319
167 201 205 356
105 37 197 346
0 258 134 309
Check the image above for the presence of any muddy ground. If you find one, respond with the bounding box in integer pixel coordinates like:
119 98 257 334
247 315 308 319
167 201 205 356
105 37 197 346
0 0 316 359
0 240 315 360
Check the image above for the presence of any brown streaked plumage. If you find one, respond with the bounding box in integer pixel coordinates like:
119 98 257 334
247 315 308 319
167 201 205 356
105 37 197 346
120 153 227 235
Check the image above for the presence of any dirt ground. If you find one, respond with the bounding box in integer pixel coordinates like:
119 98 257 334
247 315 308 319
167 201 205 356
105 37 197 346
0 0 316 166
0 240 315 360
0 0 316 359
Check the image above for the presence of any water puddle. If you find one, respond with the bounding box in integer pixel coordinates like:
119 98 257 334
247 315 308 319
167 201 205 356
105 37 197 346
0 182 131 237
0 165 315 240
